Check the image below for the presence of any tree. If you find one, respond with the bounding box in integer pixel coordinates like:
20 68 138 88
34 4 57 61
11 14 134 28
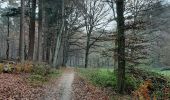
105 0 162 93
37 0 43 62
6 16 9 59
76 0 110 68
28 0 36 60
116 0 125 94
61 0 86 67
19 0 25 62
1 7 21 59
52 0 65 67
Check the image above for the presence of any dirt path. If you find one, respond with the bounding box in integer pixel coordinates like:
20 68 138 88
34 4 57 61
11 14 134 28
41 67 74 100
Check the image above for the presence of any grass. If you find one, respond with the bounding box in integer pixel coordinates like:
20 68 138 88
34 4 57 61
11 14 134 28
77 68 140 93
160 70 170 77
77 67 170 96
138 64 170 76
78 68 116 87
137 65 170 81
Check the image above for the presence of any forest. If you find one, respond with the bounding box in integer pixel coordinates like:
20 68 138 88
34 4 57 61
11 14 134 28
0 0 170 100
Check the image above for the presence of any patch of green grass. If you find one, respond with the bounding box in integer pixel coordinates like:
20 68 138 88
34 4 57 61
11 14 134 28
137 64 170 77
156 70 170 86
159 71 170 77
138 65 170 79
77 68 140 93
78 68 116 87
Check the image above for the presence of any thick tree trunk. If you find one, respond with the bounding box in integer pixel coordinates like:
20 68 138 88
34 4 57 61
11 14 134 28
62 24 69 67
46 47 50 62
62 41 68 67
19 0 25 62
84 47 89 68
84 27 93 68
57 41 64 67
52 0 65 67
28 0 36 60
37 0 43 62
116 0 125 94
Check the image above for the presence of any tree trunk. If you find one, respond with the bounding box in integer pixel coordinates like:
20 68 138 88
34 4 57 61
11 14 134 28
114 39 118 69
84 46 89 68
37 0 43 62
62 23 69 67
49 48 53 64
58 41 64 67
28 0 36 60
46 47 49 62
52 0 65 67
6 17 10 59
19 0 25 62
116 0 125 94
84 26 93 68
62 41 68 67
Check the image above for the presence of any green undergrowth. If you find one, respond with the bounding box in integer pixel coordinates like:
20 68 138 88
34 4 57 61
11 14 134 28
77 68 140 93
77 67 170 95
28 64 61 86
80 68 117 88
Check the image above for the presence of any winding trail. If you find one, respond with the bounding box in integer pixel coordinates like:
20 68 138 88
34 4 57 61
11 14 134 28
41 67 74 100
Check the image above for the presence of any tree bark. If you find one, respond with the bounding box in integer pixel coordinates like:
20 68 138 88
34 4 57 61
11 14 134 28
28 0 36 60
6 17 10 59
84 46 89 68
116 0 125 94
19 0 25 62
62 22 69 67
37 0 43 62
84 26 93 68
52 0 65 67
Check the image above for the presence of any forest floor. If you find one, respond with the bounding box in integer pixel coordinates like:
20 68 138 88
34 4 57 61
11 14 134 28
72 74 111 100
0 73 43 99
3 66 169 100
0 67 110 100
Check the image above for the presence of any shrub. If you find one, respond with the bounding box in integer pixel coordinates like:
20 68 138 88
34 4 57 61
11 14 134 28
32 63 50 76
23 61 33 73
15 63 23 73
3 64 14 73
0 63 3 73
125 75 139 92
29 65 60 86
132 80 152 100
14 62 33 73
